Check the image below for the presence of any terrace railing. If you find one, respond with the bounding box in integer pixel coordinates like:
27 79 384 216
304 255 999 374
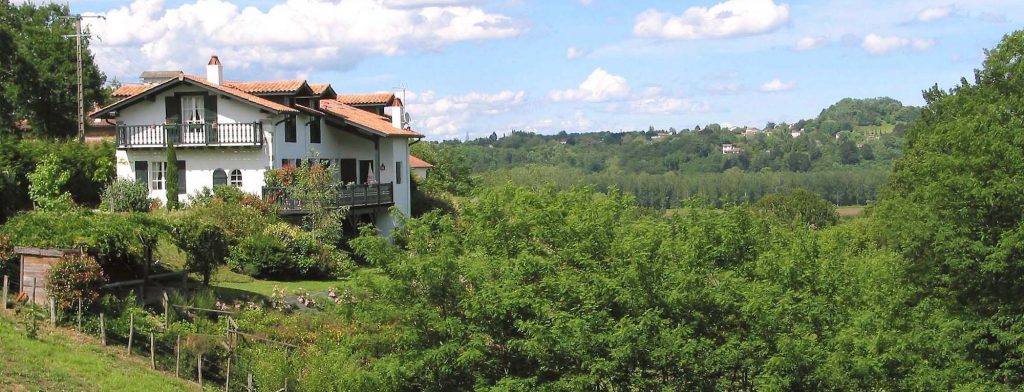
116 122 263 148
262 182 395 213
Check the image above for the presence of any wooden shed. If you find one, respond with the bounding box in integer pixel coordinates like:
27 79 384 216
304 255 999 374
14 247 81 306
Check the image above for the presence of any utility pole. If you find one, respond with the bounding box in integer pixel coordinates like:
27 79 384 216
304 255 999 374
60 13 104 142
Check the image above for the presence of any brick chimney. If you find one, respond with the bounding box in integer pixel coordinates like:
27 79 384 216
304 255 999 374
206 55 223 85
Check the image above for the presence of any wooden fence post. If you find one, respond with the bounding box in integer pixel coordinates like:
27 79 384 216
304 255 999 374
2 275 8 310
162 291 169 326
31 277 36 304
224 355 231 392
150 333 156 369
77 298 82 330
127 313 135 353
175 335 181 377
247 373 253 392
197 353 203 387
49 297 56 326
100 313 106 345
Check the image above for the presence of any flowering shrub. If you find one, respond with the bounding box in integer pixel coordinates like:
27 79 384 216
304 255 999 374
45 253 106 311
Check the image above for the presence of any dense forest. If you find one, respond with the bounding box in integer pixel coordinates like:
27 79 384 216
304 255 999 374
413 97 915 207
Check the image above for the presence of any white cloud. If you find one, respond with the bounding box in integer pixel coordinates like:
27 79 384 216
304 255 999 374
630 97 695 114
85 0 523 79
633 0 790 40
405 89 527 139
760 79 795 92
567 46 586 60
794 36 825 51
579 0 593 5
862 33 934 55
549 68 631 102
916 6 952 22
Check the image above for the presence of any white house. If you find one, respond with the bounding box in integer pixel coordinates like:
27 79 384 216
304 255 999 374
722 144 744 154
409 155 433 180
90 56 424 234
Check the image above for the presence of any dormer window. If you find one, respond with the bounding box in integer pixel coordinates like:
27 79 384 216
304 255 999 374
182 95 205 124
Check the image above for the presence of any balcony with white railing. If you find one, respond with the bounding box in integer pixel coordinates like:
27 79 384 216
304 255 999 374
116 122 263 148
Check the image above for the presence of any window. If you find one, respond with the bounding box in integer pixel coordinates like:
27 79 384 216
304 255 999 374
150 162 166 191
285 117 296 143
310 120 321 143
181 95 205 124
229 169 243 187
395 161 403 185
213 169 227 186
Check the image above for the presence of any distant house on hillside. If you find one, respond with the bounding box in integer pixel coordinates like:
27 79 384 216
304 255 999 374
722 144 744 154
409 155 433 180
651 132 671 141
741 128 760 137
89 55 424 233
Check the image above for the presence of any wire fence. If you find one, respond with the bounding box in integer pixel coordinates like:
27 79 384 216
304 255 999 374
2 276 301 392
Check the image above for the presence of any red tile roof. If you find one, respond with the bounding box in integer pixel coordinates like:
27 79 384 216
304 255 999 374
90 74 296 118
310 83 332 95
336 93 398 106
224 80 307 94
111 84 152 98
409 155 433 168
320 99 423 138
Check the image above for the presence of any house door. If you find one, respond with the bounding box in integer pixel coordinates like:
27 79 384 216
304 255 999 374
339 159 357 184
359 160 374 184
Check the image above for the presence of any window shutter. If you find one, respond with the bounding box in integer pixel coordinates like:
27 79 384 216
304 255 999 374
176 160 186 194
396 161 403 184
135 161 149 185
213 169 227 186
310 120 321 143
204 94 218 123
285 116 297 142
165 96 181 123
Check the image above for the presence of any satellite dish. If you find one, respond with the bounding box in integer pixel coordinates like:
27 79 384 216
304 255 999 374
402 112 411 127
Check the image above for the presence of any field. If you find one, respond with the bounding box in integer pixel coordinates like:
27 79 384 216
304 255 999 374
837 205 866 218
0 313 198 391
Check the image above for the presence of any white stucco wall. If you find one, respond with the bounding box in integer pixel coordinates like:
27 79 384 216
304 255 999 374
116 147 272 203
412 167 429 180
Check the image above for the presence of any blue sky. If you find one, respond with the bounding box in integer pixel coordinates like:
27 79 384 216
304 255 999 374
73 0 1024 140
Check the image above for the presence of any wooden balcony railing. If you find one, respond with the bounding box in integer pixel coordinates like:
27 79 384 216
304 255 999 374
262 183 395 212
116 122 263 148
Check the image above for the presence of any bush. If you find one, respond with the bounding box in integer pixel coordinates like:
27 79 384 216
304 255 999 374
0 139 114 221
183 195 277 244
227 233 289 278
227 225 352 280
45 253 106 311
27 153 73 210
1 210 163 281
755 188 839 229
100 179 151 212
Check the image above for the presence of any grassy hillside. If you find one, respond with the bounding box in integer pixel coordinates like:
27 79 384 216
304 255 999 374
0 314 198 391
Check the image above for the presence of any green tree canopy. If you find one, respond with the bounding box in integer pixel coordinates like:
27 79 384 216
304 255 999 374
0 1 106 138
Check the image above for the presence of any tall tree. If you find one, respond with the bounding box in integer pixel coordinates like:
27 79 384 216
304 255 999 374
877 30 1024 383
0 1 106 139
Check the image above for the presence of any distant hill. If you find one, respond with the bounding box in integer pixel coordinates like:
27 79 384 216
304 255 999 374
797 97 919 136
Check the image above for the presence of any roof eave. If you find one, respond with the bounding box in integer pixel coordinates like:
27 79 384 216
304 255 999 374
91 76 294 117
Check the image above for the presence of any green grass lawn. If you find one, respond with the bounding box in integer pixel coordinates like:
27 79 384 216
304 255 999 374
0 313 198 391
211 268 385 298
